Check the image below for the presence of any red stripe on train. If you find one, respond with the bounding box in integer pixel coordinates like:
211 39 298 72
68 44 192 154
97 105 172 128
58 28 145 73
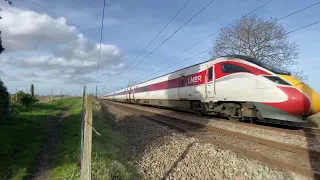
106 60 270 96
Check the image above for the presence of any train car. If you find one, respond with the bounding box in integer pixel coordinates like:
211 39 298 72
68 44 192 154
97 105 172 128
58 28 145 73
103 55 320 125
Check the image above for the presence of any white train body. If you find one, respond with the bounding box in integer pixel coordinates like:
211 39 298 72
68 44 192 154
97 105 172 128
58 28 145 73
103 55 320 124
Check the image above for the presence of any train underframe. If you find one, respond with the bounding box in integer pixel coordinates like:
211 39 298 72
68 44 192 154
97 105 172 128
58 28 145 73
109 98 307 127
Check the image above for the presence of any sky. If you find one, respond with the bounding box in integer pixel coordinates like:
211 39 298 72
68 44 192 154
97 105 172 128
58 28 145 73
0 0 319 96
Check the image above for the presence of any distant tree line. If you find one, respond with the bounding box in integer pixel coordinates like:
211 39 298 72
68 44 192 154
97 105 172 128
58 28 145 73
0 79 38 123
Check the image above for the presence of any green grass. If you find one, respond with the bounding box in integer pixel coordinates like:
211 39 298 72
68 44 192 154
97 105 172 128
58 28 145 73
48 98 83 179
49 99 140 180
0 98 77 180
91 100 140 180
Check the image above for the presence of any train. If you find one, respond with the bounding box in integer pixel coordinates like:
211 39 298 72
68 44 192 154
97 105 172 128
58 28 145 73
102 55 320 126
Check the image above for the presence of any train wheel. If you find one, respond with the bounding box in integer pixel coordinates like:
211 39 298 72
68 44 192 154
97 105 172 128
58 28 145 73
192 102 204 115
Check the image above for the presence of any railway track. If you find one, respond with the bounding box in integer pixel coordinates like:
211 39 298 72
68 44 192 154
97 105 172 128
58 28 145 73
102 100 320 179
223 118 320 140
125 101 320 140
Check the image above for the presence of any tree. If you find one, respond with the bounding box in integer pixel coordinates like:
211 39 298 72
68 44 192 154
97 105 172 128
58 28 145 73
16 90 38 107
210 15 305 80
0 78 10 122
30 84 34 97
0 32 4 54
0 0 13 54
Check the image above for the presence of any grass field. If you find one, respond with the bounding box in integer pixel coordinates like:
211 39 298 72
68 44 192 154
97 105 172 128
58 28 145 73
0 99 75 180
48 98 140 180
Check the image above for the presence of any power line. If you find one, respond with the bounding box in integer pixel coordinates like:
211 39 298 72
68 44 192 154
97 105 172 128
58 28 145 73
276 1 320 21
119 0 218 79
140 49 210 82
134 0 276 80
135 0 320 82
116 0 192 78
140 19 320 83
96 0 106 84
95 0 106 97
287 20 320 34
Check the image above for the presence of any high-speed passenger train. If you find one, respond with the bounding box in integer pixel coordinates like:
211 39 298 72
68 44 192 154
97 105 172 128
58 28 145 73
103 55 320 125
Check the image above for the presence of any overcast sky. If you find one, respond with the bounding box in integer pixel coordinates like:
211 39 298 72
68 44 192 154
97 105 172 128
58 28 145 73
0 0 319 95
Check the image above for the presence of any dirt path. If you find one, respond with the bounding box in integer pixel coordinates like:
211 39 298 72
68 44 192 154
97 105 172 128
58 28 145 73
25 108 69 180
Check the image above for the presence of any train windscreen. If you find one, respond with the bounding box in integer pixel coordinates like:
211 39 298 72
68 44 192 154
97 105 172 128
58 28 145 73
223 55 291 75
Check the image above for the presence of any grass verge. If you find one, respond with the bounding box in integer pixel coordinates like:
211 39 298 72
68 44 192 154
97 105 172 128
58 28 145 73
48 98 140 180
308 112 320 128
0 98 75 180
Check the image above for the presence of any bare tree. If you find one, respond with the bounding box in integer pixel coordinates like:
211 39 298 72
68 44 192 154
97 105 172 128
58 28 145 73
210 15 306 80
0 0 13 54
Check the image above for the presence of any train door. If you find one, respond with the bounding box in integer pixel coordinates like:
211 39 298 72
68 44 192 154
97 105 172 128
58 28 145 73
206 65 215 98
178 74 187 100
129 87 131 100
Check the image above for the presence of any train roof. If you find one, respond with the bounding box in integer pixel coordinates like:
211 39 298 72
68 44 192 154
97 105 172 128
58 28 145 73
106 55 290 95
136 55 290 86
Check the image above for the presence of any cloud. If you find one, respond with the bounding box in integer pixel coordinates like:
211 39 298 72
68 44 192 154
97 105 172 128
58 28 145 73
111 63 125 70
31 80 42 83
63 76 100 85
0 70 6 76
21 72 39 77
0 7 78 52
8 76 20 82
0 7 125 84
101 63 127 77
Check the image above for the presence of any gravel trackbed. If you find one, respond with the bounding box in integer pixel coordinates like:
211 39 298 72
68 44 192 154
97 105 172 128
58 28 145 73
101 101 310 180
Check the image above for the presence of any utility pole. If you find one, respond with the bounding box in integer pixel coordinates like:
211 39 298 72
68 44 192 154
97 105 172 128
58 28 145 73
15 86 17 102
95 86 97 98
51 89 53 101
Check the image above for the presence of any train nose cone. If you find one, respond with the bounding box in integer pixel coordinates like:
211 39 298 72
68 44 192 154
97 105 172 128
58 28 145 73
295 83 320 116
280 75 320 116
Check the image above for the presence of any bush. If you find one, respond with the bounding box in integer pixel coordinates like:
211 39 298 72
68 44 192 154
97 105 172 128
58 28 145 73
16 91 38 107
9 102 21 114
0 79 10 122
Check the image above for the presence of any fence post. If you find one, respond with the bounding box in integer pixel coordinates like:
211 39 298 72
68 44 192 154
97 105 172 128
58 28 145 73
80 86 86 168
81 95 92 180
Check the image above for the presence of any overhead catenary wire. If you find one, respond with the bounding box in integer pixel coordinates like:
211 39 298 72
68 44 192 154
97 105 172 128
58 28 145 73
138 19 320 83
101 1 320 92
95 0 106 97
96 0 106 85
135 0 276 80
119 0 218 79
135 0 320 82
111 0 192 78
139 49 210 82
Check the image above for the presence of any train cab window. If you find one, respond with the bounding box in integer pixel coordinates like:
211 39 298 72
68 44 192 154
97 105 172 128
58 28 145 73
208 67 213 81
263 76 292 86
180 76 185 87
221 63 251 73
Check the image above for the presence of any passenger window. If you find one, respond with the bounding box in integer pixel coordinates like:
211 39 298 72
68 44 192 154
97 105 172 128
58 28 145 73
208 67 213 80
180 76 185 87
221 63 251 73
